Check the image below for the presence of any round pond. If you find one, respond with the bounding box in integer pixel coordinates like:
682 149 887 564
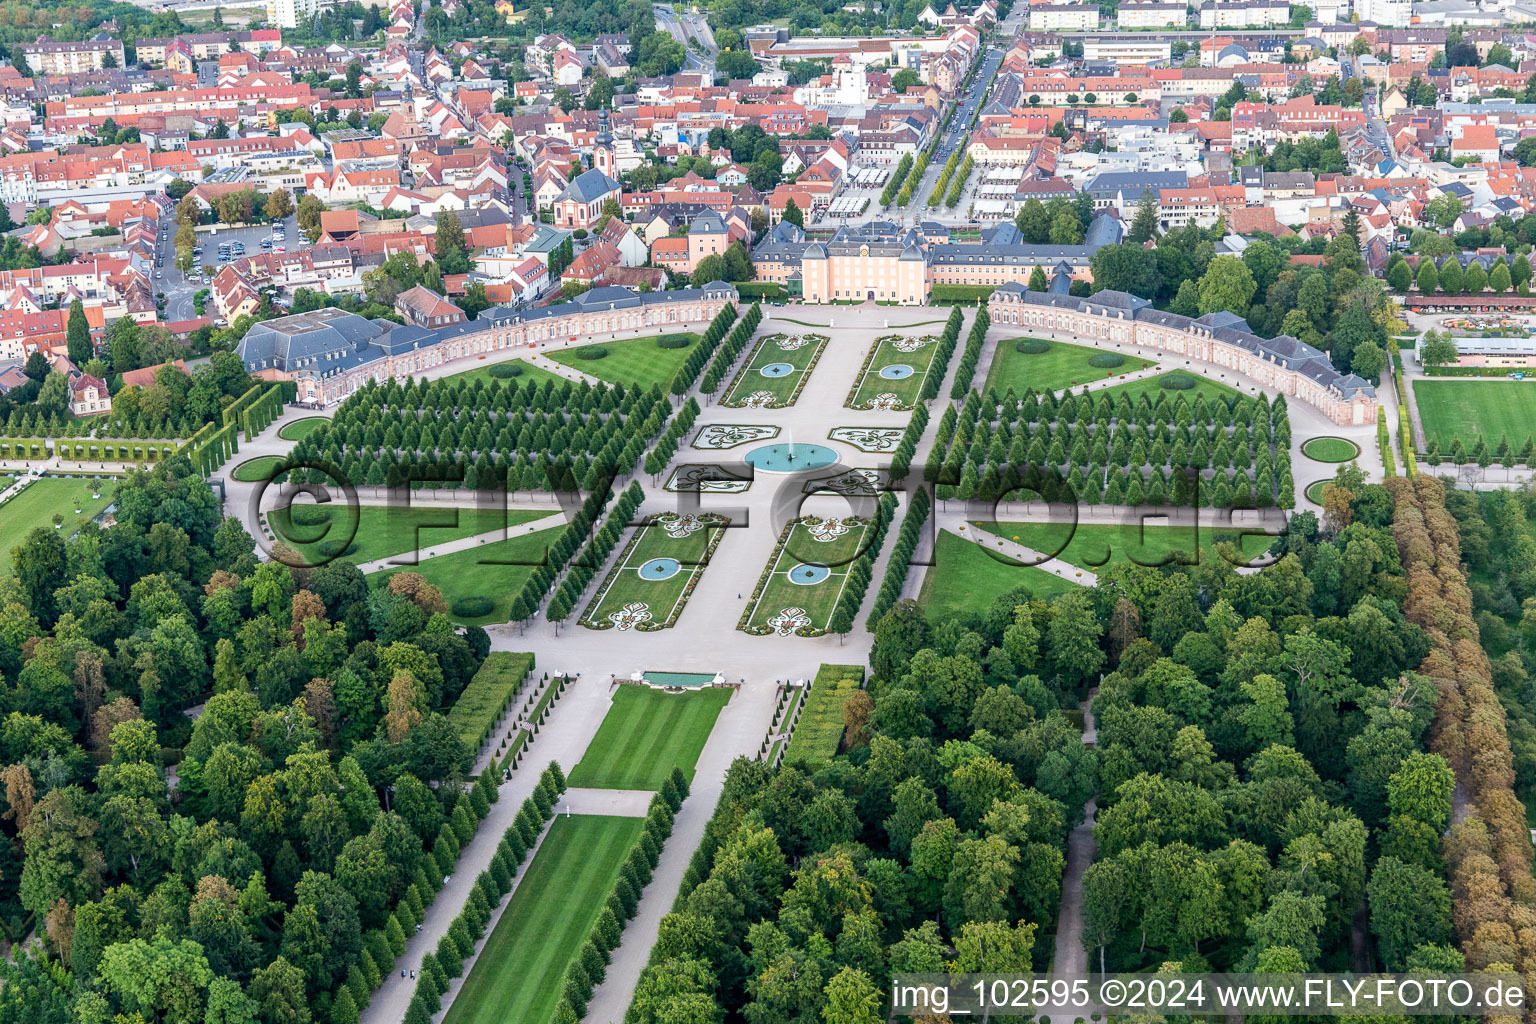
637 558 681 581
760 362 795 378
879 364 915 380
788 564 831 586
743 443 838 472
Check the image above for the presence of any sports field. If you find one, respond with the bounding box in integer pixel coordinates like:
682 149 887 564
269 504 556 567
567 686 731 789
442 815 643 1024
549 333 701 391
580 513 727 630
720 332 827 408
0 477 113 577
1414 380 1536 448
972 520 1277 572
917 529 1078 620
986 337 1154 395
846 333 941 410
742 516 871 634
370 521 565 625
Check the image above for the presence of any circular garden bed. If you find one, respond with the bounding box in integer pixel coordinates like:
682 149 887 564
278 417 329 441
1301 436 1361 463
451 596 495 619
1158 372 1198 391
1088 352 1125 368
1014 338 1050 354
574 345 609 360
489 362 524 378
1304 480 1332 505
231 457 287 483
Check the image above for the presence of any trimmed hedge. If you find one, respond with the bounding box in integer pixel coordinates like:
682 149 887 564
1088 352 1126 368
784 666 865 763
451 596 496 619
867 486 931 626
1159 372 1198 390
574 345 609 360
656 334 692 349
949 307 990 400
317 539 358 559
1015 338 1050 354
489 362 524 378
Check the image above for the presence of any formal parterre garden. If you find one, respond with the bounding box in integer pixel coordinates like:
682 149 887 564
985 336 1157 395
277 374 675 491
566 685 732 789
845 332 942 410
926 384 1296 509
719 332 828 408
547 332 702 391
579 512 729 631
740 514 874 636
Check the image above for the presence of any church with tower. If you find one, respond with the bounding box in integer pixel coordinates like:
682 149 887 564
551 126 623 230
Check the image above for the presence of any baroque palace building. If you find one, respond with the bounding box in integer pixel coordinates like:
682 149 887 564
753 217 1122 303
988 284 1378 426
237 283 737 406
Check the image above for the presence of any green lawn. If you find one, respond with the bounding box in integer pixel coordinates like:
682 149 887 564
230 456 287 482
581 513 727 630
370 521 565 626
1414 380 1536 447
567 686 731 789
1097 372 1244 407
443 815 643 1024
548 333 701 390
277 417 330 441
1301 436 1361 463
742 517 871 635
972 520 1277 572
721 331 827 408
1305 479 1331 505
0 477 113 577
441 358 568 391
985 337 1156 396
270 504 556 567
846 332 942 410
918 530 1079 619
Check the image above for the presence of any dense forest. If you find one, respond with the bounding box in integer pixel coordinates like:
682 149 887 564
0 461 499 1024
624 477 1499 1022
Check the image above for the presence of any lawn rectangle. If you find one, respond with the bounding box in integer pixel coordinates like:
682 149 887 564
269 505 556 567
580 513 728 630
548 333 701 391
985 337 1157 396
0 477 113 577
442 815 643 1024
566 686 731 789
972 520 1277 573
741 516 872 635
721 331 828 408
784 665 864 764
369 520 566 625
918 529 1079 619
1414 379 1536 447
846 332 942 410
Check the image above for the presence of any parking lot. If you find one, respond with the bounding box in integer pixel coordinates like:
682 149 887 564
153 212 300 322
